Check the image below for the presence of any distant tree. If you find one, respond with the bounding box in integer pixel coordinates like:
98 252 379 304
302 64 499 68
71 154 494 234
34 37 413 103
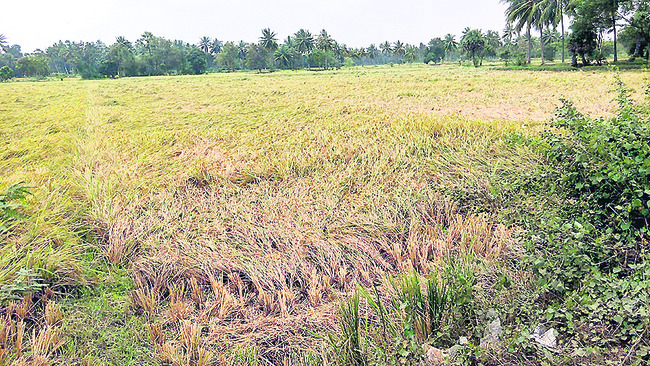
404 46 419 62
187 47 208 74
503 23 517 45
17 54 50 77
542 28 561 45
461 29 486 66
210 38 223 55
107 37 137 77
380 41 392 55
246 44 270 71
503 0 537 63
540 0 571 63
237 41 248 61
424 38 445 64
98 59 118 78
316 30 335 52
259 28 278 51
308 48 326 68
485 30 502 49
366 44 380 60
0 66 13 81
568 6 600 66
619 0 650 61
294 29 315 55
443 34 458 60
199 36 212 53
275 44 298 69
0 34 7 53
392 40 405 56
137 31 155 57
217 42 239 71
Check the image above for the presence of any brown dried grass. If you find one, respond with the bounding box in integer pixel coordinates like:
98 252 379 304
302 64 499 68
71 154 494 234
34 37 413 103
119 170 517 362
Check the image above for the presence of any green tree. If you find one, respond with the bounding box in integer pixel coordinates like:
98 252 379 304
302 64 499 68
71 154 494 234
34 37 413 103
568 11 599 66
366 44 380 61
107 37 137 77
443 34 458 60
245 44 270 72
16 54 50 77
98 59 118 78
259 28 278 51
199 36 212 53
404 46 418 62
503 0 538 63
392 40 405 57
424 38 445 64
619 0 650 61
461 29 486 67
380 41 392 55
217 42 239 71
316 30 335 52
503 22 517 44
294 29 314 55
210 38 223 55
187 46 208 74
274 44 298 69
539 0 571 63
0 66 13 81
0 34 8 53
237 41 248 61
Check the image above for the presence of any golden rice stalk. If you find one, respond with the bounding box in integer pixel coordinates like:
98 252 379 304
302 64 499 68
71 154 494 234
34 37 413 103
44 302 63 327
14 321 24 358
146 323 165 346
32 326 65 358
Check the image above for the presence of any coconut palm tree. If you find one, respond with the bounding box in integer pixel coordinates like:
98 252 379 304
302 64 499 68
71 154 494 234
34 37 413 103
275 44 295 69
539 0 571 63
237 41 248 60
503 22 518 45
405 46 419 62
259 28 278 51
210 39 223 55
0 34 8 53
294 29 314 55
485 30 502 49
392 40 405 57
199 36 212 53
316 30 335 52
116 36 132 49
534 3 547 65
380 41 392 55
366 44 380 60
502 0 538 63
542 28 561 45
443 34 458 60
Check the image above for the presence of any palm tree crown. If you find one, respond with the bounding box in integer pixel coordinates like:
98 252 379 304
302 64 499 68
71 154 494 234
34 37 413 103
259 28 278 51
294 29 314 55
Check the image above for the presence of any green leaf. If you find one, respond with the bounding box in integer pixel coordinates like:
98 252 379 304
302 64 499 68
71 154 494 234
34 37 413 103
613 314 623 324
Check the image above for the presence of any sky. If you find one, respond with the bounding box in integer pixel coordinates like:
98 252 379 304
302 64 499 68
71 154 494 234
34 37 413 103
4 0 508 53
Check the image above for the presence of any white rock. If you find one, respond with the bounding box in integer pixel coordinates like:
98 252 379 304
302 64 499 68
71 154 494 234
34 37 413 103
530 324 557 349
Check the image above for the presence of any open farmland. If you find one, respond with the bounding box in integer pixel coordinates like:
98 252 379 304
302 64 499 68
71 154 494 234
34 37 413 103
0 65 648 365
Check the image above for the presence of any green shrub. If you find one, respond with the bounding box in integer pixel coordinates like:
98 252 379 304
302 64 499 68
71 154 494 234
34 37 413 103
528 77 650 359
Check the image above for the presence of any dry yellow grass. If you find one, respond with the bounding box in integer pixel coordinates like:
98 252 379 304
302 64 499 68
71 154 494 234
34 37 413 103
0 64 647 364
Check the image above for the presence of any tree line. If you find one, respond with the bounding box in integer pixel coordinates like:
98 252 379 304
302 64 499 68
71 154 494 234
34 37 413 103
0 1 648 81
501 0 649 66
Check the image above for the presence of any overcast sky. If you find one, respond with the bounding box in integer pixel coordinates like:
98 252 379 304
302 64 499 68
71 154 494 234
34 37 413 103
4 0 508 53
